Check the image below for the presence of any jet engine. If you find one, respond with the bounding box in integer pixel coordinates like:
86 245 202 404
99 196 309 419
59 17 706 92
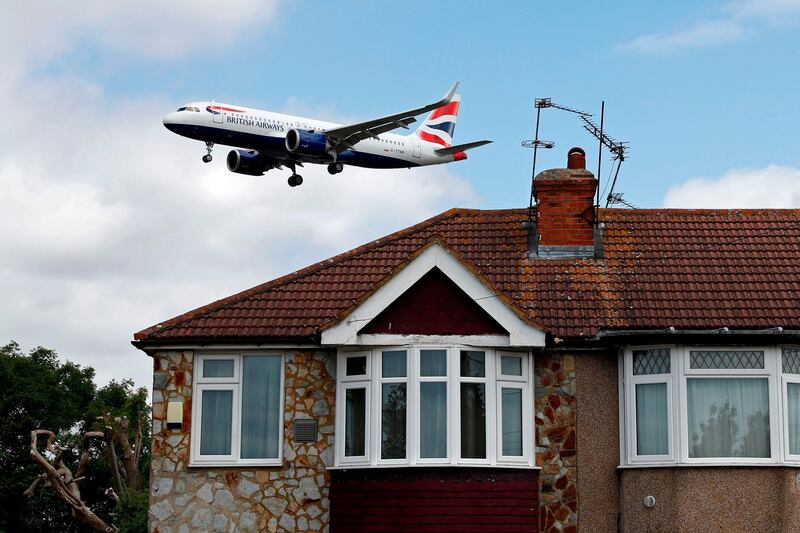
285 129 329 156
226 149 270 176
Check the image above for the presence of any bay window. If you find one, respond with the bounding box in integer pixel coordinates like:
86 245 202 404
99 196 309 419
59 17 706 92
192 353 284 466
622 346 800 466
335 346 533 467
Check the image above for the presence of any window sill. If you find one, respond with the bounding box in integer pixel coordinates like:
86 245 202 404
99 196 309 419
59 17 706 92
329 463 540 471
189 460 283 468
618 462 800 469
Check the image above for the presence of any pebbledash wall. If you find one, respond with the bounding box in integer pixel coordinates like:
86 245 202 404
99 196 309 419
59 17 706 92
148 349 581 532
149 350 336 533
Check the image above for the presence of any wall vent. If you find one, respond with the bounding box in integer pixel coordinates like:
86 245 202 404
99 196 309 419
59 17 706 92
293 419 318 444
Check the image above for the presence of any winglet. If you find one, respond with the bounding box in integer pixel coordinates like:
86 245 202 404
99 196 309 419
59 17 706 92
442 82 460 105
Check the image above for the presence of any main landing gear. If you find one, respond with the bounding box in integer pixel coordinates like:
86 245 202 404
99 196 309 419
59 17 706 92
202 142 214 163
286 162 303 187
327 162 344 175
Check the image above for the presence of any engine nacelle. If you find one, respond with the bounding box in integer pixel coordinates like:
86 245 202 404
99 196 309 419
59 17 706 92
226 149 268 176
285 129 329 156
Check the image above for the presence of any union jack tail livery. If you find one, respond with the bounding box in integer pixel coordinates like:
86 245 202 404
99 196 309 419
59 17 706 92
413 94 461 148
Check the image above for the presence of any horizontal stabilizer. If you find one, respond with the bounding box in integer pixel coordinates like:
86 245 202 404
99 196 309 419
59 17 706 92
435 140 492 155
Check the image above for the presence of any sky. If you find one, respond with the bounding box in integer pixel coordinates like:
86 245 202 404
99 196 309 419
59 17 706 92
2 0 799 390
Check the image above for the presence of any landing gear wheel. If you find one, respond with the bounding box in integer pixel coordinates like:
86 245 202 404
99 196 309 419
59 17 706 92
202 141 214 163
327 162 344 175
288 174 303 187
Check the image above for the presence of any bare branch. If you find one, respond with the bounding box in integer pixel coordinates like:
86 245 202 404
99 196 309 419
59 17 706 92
29 430 118 533
23 473 48 497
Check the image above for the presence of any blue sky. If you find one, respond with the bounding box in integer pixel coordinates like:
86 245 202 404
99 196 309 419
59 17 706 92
44 1 800 208
3 0 800 388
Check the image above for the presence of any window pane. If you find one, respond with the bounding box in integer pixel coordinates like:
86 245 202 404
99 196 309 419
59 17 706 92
240 356 281 459
501 388 523 456
421 350 447 377
382 351 407 378
633 349 671 375
200 390 233 455
345 388 366 457
346 356 367 376
460 383 486 458
689 351 764 370
783 348 800 374
460 351 485 378
789 383 800 455
203 359 234 378
687 378 770 458
381 383 407 459
420 382 447 458
635 383 669 455
501 356 522 376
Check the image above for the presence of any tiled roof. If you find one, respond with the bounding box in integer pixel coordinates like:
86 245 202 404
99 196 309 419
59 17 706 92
133 208 800 343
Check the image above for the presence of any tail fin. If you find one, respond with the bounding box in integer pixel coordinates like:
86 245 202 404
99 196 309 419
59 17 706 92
412 93 461 147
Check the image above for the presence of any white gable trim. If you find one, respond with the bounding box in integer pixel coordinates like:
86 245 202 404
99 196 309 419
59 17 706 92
320 242 545 347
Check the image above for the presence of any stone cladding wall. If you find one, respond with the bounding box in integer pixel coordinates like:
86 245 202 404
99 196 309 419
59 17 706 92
148 350 336 533
535 353 578 533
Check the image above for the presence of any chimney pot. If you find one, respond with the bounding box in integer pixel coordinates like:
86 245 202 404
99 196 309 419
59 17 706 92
567 147 586 170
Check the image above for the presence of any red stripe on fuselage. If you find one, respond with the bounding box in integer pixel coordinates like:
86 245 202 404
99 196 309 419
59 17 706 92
418 131 450 147
429 101 460 120
209 105 244 113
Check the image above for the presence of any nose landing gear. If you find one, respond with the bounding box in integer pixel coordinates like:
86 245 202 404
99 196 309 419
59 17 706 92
288 174 303 187
327 162 344 175
202 142 214 163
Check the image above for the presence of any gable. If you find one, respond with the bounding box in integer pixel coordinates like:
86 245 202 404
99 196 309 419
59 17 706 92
359 267 507 336
321 242 546 347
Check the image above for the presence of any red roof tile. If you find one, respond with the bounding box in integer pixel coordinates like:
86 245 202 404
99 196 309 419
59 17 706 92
133 207 800 343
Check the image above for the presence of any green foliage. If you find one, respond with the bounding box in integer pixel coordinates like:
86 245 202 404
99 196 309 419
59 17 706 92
115 489 149 533
0 341 151 533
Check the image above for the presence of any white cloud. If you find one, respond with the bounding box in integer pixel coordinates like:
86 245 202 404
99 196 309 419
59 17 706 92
1 0 279 83
617 0 800 55
663 165 800 207
0 61 477 391
617 20 747 55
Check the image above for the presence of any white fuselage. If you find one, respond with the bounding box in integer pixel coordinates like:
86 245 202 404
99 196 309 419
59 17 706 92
162 102 462 170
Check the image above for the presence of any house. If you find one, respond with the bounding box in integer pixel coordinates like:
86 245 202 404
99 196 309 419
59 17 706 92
134 147 800 532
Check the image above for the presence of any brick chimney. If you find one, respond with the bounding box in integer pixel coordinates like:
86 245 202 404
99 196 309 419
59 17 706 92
531 147 598 258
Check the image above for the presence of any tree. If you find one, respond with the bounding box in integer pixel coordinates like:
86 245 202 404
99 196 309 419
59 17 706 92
0 341 150 533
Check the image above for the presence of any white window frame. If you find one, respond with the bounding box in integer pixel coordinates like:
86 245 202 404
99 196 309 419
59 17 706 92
621 345 800 467
415 346 451 464
625 346 676 465
191 352 284 467
376 347 411 465
781 346 800 462
334 345 534 468
679 346 778 465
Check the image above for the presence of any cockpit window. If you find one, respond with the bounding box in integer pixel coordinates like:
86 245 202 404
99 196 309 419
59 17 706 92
177 106 187 112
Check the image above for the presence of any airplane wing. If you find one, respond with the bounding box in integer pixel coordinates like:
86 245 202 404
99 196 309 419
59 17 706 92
324 82 460 152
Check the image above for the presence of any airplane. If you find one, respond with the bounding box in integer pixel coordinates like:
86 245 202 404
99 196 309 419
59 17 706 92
162 82 491 187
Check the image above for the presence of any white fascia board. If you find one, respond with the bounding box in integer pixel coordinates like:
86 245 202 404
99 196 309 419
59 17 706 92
321 242 545 347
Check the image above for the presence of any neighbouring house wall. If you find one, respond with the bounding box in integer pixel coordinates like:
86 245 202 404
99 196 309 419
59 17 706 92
536 353 578 533
148 350 336 533
620 467 800 532
576 352 620 531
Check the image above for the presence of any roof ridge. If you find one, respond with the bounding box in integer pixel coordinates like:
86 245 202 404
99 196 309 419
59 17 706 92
134 207 472 340
600 208 800 215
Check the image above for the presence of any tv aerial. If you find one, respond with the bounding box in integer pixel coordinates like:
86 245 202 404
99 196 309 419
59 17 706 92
522 98 631 221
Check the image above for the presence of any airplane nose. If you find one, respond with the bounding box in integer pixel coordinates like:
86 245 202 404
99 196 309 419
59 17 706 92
163 112 182 133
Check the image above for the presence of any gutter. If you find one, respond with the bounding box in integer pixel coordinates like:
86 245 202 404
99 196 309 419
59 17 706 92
595 326 795 338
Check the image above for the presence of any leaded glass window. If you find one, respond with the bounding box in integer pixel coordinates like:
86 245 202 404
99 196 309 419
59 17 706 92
633 348 671 375
783 348 800 374
689 350 764 370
